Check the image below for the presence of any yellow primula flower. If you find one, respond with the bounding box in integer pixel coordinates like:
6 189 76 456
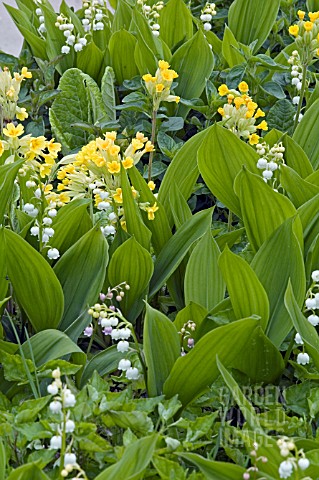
227 94 234 104
105 131 117 141
218 107 225 116
158 60 170 70
57 183 65 191
122 157 134 169
21 67 32 79
0 140 4 157
3 123 24 137
47 138 61 155
234 97 245 109
247 101 258 112
304 21 314 31
238 81 249 93
289 25 299 36
131 186 138 198
145 141 155 152
109 145 120 157
44 184 53 194
254 108 265 119
113 188 123 203
148 181 155 191
6 86 15 98
146 202 159 220
249 133 260 145
142 73 154 82
136 132 148 143
58 192 70 203
107 161 121 174
16 107 28 121
29 136 46 154
298 10 305 20
218 84 229 96
156 83 165 93
257 120 268 131
309 12 319 22
40 164 52 178
132 139 144 152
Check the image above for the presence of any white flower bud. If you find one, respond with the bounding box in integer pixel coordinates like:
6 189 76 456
297 352 310 365
97 201 110 210
294 333 303 345
298 458 310 470
152 30 160 37
82 18 90 25
118 359 131 371
308 314 319 326
119 327 132 340
49 400 62 413
43 217 53 225
296 82 302 91
48 208 57 217
61 45 70 54
36 8 42 15
108 212 117 221
47 248 60 260
44 227 55 237
279 460 294 478
262 170 273 180
305 297 317 309
126 367 139 380
65 419 75 433
203 22 212 31
50 435 62 449
66 35 75 45
291 77 299 85
257 158 268 169
312 270 319 282
103 225 116 235
152 23 160 30
30 226 40 236
79 37 87 46
38 23 46 33
268 161 278 171
47 383 59 395
95 13 103 20
63 392 76 408
292 96 300 105
117 340 129 353
64 453 77 466
74 43 83 52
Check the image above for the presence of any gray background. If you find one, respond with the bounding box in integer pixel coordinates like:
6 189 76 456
0 0 83 56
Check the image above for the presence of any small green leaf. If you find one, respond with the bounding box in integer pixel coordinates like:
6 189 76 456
294 99 319 169
267 99 295 135
178 453 246 480
159 0 193 50
0 159 24 224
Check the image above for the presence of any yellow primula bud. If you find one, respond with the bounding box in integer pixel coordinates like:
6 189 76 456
249 134 260 145
158 60 170 69
145 141 155 152
254 108 265 119
148 180 156 190
234 97 245 109
298 10 305 20
309 12 319 22
156 83 165 93
238 81 249 93
257 120 268 131
142 74 153 82
289 25 299 36
122 157 134 169
304 21 314 32
21 67 32 79
217 107 225 116
107 161 121 174
218 84 229 96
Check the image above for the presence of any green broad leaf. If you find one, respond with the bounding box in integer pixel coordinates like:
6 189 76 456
217 358 262 431
143 304 180 397
81 71 113 124
285 280 319 371
251 218 306 348
132 8 164 75
77 41 105 82
112 0 133 32
261 81 285 99
171 30 214 118
228 0 280 52
215 227 245 251
121 167 151 251
54 226 109 331
307 80 319 110
280 165 319 208
159 0 193 50
108 237 154 320
233 326 285 383
95 434 158 480
282 134 313 178
152 455 185 479
222 25 245 68
80 345 124 387
308 0 319 10
170 182 192 229
21 329 84 366
6 463 50 480
50 198 92 256
184 230 225 311
298 193 319 256
159 128 209 226
149 209 213 298
163 317 259 408
0 159 24 224
205 30 222 55
0 439 5 480
198 124 258 217
267 99 295 136
109 30 139 84
235 168 303 251
219 246 269 329
177 453 246 480
1 229 64 332
305 233 319 281
128 167 172 254
105 410 154 436
174 302 208 336
293 99 319 169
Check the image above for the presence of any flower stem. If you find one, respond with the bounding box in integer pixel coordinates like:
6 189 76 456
148 109 157 183
293 64 307 133
59 408 67 478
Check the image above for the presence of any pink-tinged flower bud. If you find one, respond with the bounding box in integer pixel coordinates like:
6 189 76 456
100 293 106 301
187 338 195 348
84 326 93 337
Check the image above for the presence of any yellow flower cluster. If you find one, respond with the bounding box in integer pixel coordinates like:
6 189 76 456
1 122 61 179
143 60 180 110
0 66 31 121
217 82 268 145
289 10 319 60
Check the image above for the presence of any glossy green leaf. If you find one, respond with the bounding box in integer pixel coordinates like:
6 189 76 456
1 229 64 332
219 246 269 329
198 125 258 217
171 30 214 118
0 159 24 225
0 440 5 480
128 166 172 254
159 0 193 50
95 434 158 480
144 304 180 396
298 192 319 255
178 453 246 480
163 317 258 408
251 218 306 347
293 99 319 169
285 280 319 371
80 345 125 387
235 168 303 251
6 463 50 480
169 182 192 229
132 8 164 74
50 198 92 255
77 41 104 81
228 0 280 52
112 0 133 32
149 208 213 297
21 329 84 366
184 230 225 311
174 302 208 335
280 165 319 208
121 167 151 250
159 127 209 226
54 226 108 331
282 134 313 178
108 237 154 320
222 25 245 68
109 30 139 84
267 99 295 135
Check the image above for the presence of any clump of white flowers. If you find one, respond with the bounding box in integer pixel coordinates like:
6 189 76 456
200 2 217 32
85 283 141 381
47 368 87 479
255 141 285 184
288 50 304 123
55 13 88 54
179 320 196 356
242 442 268 479
277 437 310 478
34 1 46 36
81 0 110 33
137 0 164 37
